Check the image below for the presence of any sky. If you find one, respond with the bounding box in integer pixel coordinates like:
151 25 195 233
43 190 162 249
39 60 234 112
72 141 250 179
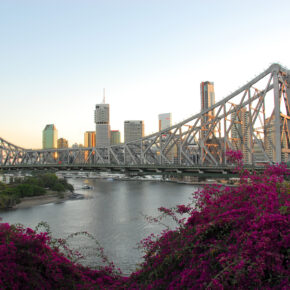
1 0 290 149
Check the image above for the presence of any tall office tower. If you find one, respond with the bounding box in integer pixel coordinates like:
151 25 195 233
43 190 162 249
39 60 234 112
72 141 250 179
200 81 215 112
57 138 68 148
231 107 251 164
265 115 288 163
111 130 121 145
84 131 96 147
124 121 144 142
158 113 174 162
253 139 268 163
84 131 96 163
71 143 84 163
57 138 68 162
42 124 58 149
94 103 110 147
158 113 172 131
200 82 215 138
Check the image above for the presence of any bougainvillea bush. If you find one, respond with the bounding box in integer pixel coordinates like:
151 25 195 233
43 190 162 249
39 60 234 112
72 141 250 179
0 223 127 289
129 155 289 289
0 151 289 289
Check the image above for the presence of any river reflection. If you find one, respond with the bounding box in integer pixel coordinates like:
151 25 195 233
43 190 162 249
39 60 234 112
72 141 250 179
0 178 197 274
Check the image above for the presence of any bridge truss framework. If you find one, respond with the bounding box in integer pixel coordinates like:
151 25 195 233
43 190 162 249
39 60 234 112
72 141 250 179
1 64 289 170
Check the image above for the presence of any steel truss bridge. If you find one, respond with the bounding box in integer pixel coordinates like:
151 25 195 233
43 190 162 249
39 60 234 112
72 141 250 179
1 64 289 174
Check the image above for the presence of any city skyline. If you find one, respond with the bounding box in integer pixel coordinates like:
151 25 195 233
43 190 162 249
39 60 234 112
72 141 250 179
1 1 290 149
2 62 288 165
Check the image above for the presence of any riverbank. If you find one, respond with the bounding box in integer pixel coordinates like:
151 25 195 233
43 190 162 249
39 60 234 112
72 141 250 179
13 191 71 209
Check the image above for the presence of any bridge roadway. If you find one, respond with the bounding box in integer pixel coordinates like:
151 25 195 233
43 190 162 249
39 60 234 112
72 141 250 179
0 164 265 178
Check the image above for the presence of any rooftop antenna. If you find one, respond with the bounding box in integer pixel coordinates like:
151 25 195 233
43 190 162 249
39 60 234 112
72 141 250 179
103 88 106 104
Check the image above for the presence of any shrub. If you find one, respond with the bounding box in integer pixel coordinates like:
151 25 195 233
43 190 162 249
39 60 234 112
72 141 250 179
0 194 19 208
128 155 289 289
59 178 74 192
51 183 65 193
15 184 46 197
0 223 126 289
0 181 6 190
37 173 58 189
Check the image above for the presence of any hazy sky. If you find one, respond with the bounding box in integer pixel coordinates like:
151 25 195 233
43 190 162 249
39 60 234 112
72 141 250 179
1 0 290 148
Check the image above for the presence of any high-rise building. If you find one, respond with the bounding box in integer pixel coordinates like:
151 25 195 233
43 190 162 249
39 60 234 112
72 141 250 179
57 138 68 148
200 82 216 163
253 139 268 163
84 131 96 148
158 113 175 162
84 131 96 163
42 124 58 149
158 113 172 131
71 143 84 163
200 82 215 139
124 121 144 142
111 130 121 145
231 107 251 164
57 138 68 163
94 103 110 147
265 115 288 163
200 81 215 112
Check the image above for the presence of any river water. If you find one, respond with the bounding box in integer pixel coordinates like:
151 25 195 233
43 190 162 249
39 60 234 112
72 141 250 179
0 178 198 274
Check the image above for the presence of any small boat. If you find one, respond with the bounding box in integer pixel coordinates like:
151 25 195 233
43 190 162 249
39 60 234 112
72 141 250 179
70 193 85 199
81 185 93 189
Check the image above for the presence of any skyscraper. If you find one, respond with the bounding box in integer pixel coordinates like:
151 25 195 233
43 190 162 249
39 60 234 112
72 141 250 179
158 113 175 162
124 121 144 142
84 131 96 162
110 130 121 145
42 124 58 149
57 138 68 148
200 82 215 139
265 115 288 163
200 81 215 112
231 107 251 164
57 138 68 163
94 103 110 147
84 131 96 147
158 113 172 131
